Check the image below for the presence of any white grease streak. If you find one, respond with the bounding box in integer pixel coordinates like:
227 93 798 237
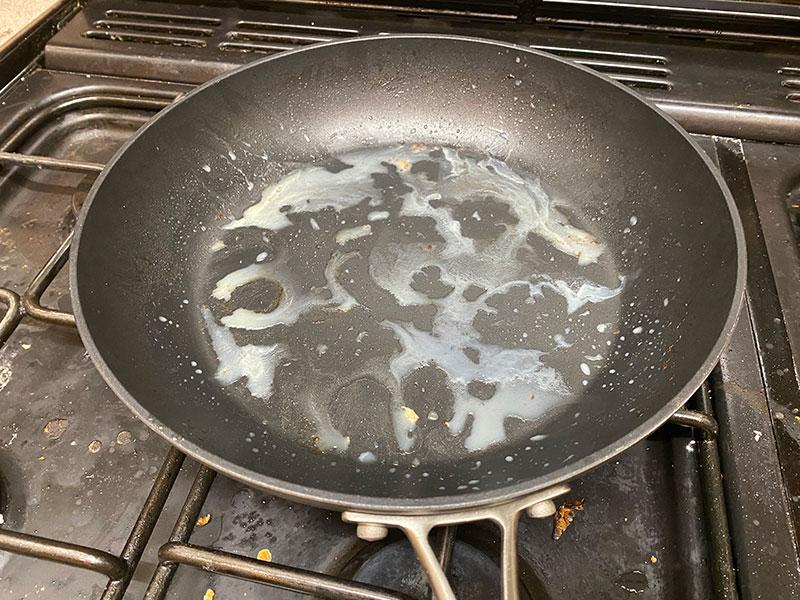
202 308 283 399
206 145 624 454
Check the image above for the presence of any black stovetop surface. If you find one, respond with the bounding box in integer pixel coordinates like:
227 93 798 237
0 2 799 599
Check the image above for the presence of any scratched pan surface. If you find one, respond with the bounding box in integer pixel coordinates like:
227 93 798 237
70 35 745 513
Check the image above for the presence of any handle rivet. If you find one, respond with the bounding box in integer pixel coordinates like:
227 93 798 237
356 523 389 541
526 499 557 518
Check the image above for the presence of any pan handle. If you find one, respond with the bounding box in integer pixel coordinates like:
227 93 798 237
342 484 569 600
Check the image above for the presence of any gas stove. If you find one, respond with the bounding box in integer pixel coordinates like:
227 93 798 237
0 1 799 599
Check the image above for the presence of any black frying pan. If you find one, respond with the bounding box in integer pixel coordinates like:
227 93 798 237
70 34 745 597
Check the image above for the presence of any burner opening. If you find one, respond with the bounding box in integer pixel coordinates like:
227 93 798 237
337 524 548 600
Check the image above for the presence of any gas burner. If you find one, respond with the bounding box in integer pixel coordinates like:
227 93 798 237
341 527 543 600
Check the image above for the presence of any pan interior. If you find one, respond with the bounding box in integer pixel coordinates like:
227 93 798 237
73 36 742 508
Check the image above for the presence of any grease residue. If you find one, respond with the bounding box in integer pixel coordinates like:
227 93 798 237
201 144 625 458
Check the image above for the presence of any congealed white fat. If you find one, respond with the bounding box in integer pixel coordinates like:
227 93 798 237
223 146 604 265
202 308 283 399
212 263 268 301
220 251 358 331
205 145 624 456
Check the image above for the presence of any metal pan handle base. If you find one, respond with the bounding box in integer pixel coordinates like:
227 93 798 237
342 484 569 600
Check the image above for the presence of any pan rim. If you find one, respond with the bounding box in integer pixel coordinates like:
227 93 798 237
70 33 747 515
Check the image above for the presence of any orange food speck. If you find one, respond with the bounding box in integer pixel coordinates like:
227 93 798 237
196 514 212 527
257 548 273 562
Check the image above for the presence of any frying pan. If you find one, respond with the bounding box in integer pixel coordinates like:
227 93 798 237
70 35 745 599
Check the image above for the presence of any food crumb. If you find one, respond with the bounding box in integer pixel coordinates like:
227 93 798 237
401 406 420 423
43 418 68 440
196 514 212 527
257 548 272 562
649 555 658 564
20 343 31 350
88 440 102 453
203 588 215 600
116 430 133 445
553 498 585 540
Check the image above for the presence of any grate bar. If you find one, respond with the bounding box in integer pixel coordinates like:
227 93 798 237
695 381 739 600
159 542 414 600
169 466 217 542
670 407 719 438
0 151 104 173
0 288 22 345
101 448 186 600
0 529 126 580
143 466 217 600
0 94 175 154
22 232 76 328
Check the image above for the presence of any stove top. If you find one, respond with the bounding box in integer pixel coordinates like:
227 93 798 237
0 2 799 599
